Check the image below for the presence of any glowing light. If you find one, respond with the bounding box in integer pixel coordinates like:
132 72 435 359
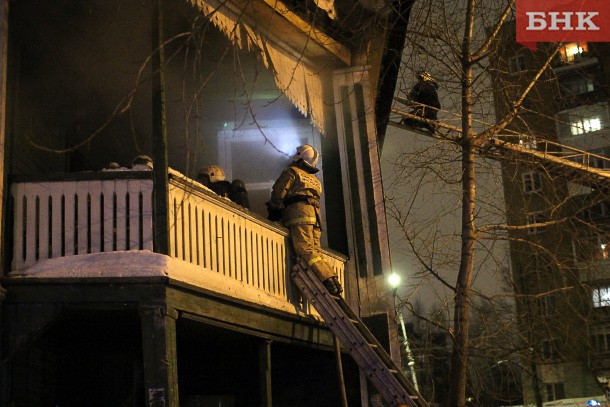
587 400 601 406
274 127 304 157
388 273 401 288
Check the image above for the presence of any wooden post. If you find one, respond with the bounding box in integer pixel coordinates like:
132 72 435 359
0 0 9 401
0 0 8 275
334 335 348 407
258 339 272 407
151 0 170 255
140 304 179 407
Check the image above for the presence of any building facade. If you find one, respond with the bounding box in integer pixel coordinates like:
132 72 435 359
492 22 610 405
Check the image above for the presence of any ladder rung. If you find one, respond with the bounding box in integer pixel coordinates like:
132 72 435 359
292 260 428 406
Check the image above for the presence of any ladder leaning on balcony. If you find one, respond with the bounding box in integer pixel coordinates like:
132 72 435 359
291 258 429 407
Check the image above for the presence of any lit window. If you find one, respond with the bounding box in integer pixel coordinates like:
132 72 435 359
559 42 589 63
571 117 602 135
522 171 542 193
593 286 610 308
557 103 609 138
602 243 609 260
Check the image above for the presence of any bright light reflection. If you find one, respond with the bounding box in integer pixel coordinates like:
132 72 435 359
275 128 303 157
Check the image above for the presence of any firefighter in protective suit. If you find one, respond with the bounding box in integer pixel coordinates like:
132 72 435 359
266 145 343 296
400 68 440 132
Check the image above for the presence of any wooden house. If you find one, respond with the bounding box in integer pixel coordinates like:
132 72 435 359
0 0 413 405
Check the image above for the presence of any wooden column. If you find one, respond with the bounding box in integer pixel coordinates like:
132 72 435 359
140 304 179 407
0 0 9 402
0 0 8 275
151 0 170 255
258 339 272 407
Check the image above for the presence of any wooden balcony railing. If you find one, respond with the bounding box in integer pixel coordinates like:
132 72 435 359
10 170 346 311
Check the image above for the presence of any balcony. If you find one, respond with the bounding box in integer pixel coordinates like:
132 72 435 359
8 169 346 317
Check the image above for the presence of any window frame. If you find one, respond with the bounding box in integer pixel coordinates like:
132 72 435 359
522 170 543 194
593 285 610 308
526 211 548 234
508 54 527 74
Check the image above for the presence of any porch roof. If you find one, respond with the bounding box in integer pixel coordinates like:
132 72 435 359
190 0 413 138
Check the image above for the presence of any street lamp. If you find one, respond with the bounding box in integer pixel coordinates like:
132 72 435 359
387 272 420 393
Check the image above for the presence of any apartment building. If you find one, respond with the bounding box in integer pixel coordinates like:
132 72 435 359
492 21 610 405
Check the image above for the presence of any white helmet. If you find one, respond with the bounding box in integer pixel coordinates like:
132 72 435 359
292 144 319 167
200 165 226 182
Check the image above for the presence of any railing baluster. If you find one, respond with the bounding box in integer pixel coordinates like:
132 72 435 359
63 183 77 256
115 181 128 251
89 181 102 253
128 180 141 251
77 188 89 255
141 182 153 251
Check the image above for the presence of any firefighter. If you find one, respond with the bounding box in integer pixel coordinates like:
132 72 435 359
266 144 343 296
197 165 250 209
400 68 441 132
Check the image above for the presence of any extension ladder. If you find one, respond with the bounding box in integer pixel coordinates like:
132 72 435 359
291 258 429 407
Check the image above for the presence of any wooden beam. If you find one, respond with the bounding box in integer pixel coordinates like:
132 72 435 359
258 339 272 407
0 0 8 278
140 303 179 407
169 286 336 349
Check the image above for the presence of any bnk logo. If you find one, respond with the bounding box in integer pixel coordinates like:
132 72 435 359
517 0 610 50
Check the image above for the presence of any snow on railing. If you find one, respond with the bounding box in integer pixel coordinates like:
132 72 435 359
10 170 346 307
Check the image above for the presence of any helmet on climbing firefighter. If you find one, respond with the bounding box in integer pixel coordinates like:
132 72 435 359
416 68 434 83
200 165 226 183
292 144 319 168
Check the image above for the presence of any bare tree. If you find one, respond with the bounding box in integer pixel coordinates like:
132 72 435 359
385 0 610 405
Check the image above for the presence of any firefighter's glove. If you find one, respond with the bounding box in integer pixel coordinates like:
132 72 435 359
267 205 283 222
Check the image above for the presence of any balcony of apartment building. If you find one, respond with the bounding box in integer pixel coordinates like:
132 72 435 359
555 101 610 151
7 167 347 320
552 42 599 73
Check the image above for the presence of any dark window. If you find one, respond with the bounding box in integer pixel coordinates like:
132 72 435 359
546 382 565 401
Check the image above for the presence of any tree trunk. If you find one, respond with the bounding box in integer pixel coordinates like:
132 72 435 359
448 0 476 405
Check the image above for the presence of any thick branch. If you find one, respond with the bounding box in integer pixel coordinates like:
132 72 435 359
473 44 562 147
470 0 515 64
